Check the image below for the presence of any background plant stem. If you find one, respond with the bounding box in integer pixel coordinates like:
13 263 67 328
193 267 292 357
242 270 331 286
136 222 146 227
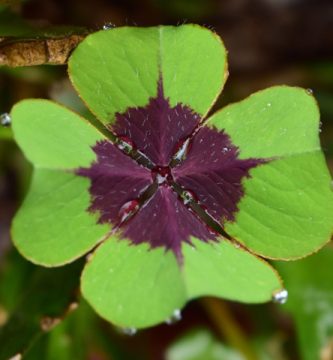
201 297 258 360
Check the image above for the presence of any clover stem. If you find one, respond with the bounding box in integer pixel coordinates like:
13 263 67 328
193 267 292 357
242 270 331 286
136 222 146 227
201 297 258 360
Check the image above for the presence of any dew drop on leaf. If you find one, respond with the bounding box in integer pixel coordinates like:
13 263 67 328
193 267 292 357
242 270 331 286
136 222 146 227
156 173 167 184
121 327 137 336
306 88 314 95
272 289 288 304
118 200 140 223
0 113 11 127
233 242 241 249
173 138 190 162
152 166 173 185
103 22 116 30
117 136 134 153
181 190 197 205
165 309 182 325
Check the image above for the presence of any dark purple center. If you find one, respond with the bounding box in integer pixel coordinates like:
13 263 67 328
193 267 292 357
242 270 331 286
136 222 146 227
152 166 174 185
77 81 265 262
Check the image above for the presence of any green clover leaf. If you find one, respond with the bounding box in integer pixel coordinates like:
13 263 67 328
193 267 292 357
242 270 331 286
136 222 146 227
10 25 333 329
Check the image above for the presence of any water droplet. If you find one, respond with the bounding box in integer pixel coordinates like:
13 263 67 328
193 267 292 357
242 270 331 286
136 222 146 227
86 253 94 262
165 309 182 325
103 22 116 30
181 190 196 205
117 136 134 153
118 200 139 223
121 327 137 336
0 113 11 127
267 102 272 107
207 226 218 236
272 289 288 304
156 174 167 184
173 138 190 162
306 88 313 95
152 166 173 185
222 147 229 154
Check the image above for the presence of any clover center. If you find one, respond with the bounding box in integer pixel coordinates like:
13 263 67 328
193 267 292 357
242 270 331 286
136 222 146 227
151 166 174 185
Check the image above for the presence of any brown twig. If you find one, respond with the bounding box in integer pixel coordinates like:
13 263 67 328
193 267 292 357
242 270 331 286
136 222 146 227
0 35 86 67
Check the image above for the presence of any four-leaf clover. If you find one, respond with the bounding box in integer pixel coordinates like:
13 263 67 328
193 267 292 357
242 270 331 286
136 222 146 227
11 25 333 329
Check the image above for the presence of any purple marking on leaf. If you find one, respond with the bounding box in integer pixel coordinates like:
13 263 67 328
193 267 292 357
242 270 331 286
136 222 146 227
77 140 152 225
77 79 267 261
120 185 216 261
111 81 201 166
173 126 266 224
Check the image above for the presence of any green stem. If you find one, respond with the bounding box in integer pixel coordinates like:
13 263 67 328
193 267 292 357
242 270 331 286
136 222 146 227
201 297 258 360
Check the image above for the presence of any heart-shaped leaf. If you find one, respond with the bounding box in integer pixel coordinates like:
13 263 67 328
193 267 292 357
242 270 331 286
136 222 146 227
208 87 333 259
68 25 227 123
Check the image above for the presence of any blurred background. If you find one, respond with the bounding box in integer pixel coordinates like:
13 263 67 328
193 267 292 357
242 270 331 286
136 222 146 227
0 0 333 359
